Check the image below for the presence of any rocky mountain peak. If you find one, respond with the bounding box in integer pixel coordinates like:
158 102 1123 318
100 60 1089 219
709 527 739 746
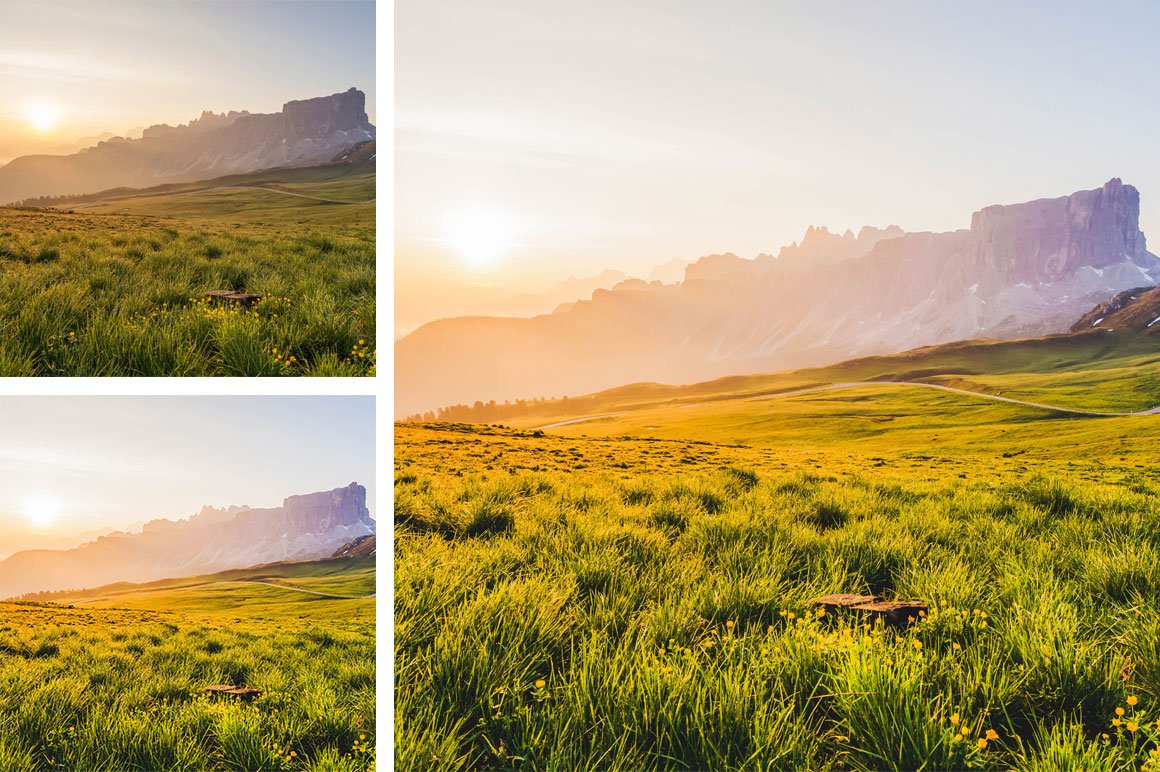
776 223 904 266
282 482 370 531
966 178 1149 283
280 87 371 139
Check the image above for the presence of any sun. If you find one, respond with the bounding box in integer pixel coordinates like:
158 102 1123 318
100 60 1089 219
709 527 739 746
20 493 63 529
24 102 62 132
443 208 520 268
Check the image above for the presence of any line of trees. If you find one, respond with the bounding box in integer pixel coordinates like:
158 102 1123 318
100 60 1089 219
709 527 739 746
403 395 572 424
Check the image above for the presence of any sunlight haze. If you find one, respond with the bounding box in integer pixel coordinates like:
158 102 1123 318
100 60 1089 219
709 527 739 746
0 0 375 164
0 397 375 560
397 0 1160 330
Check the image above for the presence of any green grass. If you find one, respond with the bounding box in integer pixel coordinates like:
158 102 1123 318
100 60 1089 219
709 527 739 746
0 202 374 376
396 371 1160 771
0 558 375 771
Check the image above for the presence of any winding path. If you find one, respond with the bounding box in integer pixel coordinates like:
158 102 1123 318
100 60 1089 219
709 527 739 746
217 185 375 205
73 184 374 209
71 579 374 605
532 381 1160 429
744 381 1160 416
535 414 624 429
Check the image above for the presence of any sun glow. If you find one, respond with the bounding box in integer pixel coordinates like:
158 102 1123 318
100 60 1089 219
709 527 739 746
443 208 521 268
20 494 63 529
24 102 62 132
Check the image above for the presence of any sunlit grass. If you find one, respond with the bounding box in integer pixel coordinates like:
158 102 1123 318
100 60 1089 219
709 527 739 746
0 208 374 376
395 422 1160 769
0 599 375 771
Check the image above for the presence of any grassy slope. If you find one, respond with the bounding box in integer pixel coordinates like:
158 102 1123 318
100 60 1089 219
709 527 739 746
0 162 374 376
37 556 377 617
429 329 1159 425
60 163 376 224
0 557 375 770
395 330 1160 769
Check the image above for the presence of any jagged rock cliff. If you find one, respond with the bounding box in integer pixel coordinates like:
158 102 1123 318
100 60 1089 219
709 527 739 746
0 483 374 598
965 178 1150 284
0 88 375 203
396 179 1160 416
776 224 906 267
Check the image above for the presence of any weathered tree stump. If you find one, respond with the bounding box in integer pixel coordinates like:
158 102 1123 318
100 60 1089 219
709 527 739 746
205 685 264 702
851 600 928 626
813 593 879 611
206 290 262 307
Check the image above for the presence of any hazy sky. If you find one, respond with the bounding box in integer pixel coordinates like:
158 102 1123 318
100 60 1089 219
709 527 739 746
397 0 1160 295
0 0 375 163
0 396 375 552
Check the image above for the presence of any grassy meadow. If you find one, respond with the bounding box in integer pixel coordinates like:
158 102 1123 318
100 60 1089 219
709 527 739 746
394 334 1160 770
0 557 375 771
0 162 374 376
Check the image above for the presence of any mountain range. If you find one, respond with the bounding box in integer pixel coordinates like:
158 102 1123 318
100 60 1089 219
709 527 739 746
0 483 375 599
396 179 1160 416
0 88 374 204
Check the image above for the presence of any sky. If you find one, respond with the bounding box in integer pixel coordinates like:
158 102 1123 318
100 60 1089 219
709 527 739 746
0 0 375 163
397 0 1160 309
0 397 375 558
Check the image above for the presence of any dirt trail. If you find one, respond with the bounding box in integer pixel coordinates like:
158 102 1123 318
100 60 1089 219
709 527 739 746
746 381 1160 416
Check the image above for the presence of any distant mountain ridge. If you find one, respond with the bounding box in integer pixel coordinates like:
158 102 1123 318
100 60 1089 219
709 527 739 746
0 482 375 599
0 88 375 204
396 179 1160 416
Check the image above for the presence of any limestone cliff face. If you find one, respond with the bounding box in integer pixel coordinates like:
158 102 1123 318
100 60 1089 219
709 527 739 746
965 178 1148 284
281 88 370 139
0 483 375 598
282 482 370 532
0 88 375 203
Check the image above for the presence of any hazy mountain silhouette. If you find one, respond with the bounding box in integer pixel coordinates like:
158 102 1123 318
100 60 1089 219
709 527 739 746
0 88 375 204
0 482 375 598
397 269 634 337
396 179 1160 416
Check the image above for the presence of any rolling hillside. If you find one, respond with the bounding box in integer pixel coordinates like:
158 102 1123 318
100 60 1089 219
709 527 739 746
17 552 375 616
